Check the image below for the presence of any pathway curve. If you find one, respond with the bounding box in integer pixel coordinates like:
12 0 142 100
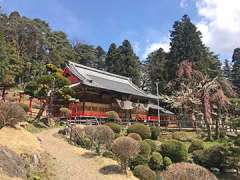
36 128 137 180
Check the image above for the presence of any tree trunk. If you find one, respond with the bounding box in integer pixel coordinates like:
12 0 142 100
1 87 6 101
35 101 47 121
206 123 212 141
215 109 221 139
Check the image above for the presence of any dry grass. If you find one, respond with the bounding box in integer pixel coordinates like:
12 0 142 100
0 174 23 180
0 126 43 155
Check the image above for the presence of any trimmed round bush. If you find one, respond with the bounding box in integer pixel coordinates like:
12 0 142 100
105 122 121 134
163 156 172 168
188 139 204 153
102 151 115 159
129 154 149 170
192 145 227 169
161 163 217 180
143 139 156 152
18 103 29 112
148 152 163 170
112 136 140 173
133 165 156 180
150 126 160 140
139 141 151 158
127 123 151 139
160 140 188 162
128 133 142 141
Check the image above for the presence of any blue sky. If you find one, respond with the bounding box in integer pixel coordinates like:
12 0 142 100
1 0 240 60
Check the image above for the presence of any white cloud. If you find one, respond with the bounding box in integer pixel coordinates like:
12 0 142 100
142 38 170 59
180 0 188 9
195 0 240 58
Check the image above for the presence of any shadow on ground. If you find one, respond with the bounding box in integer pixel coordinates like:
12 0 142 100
99 165 122 175
81 152 98 158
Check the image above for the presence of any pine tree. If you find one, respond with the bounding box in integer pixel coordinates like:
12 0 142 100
223 59 231 79
96 46 106 70
232 48 240 88
105 43 119 73
117 40 141 86
145 48 168 93
168 15 220 80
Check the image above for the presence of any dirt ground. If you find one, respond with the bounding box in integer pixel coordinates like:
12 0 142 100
36 128 138 180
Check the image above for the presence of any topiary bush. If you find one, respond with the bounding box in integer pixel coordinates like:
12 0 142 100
127 123 151 139
150 126 160 140
163 156 172 169
139 141 151 158
18 103 29 113
143 139 157 152
112 136 140 173
161 163 217 180
128 133 142 141
160 140 188 162
188 139 204 153
105 122 121 134
172 131 195 142
133 165 156 180
148 152 163 170
0 102 26 128
192 145 228 169
129 154 149 170
106 111 121 121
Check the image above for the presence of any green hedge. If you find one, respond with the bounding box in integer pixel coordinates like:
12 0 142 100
127 123 151 139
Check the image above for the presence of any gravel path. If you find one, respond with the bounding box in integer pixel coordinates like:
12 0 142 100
36 128 137 180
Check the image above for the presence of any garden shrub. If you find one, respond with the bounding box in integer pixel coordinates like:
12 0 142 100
59 107 71 117
106 111 121 121
0 102 26 128
112 136 140 173
192 145 227 169
163 156 172 168
139 141 151 158
18 103 29 112
160 140 188 162
234 136 240 146
148 152 163 170
128 133 142 141
133 165 156 180
105 122 121 134
161 163 217 180
127 123 151 139
129 154 149 170
102 151 115 159
76 136 92 149
150 126 160 140
188 139 204 153
172 131 195 142
93 125 115 154
143 139 156 152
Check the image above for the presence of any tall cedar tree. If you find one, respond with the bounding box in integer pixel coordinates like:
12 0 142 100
223 59 231 79
145 48 168 93
168 15 220 80
96 46 106 70
105 41 141 86
232 48 240 89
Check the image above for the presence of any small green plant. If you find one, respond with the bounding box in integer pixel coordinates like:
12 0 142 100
150 126 160 140
102 151 115 159
129 154 149 170
163 156 172 168
160 140 188 162
148 152 163 170
143 139 156 152
128 133 142 141
127 123 151 139
105 122 121 134
139 141 151 158
133 165 156 180
188 139 204 153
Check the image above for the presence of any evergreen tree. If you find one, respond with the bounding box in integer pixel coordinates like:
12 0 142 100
168 15 220 80
96 46 106 70
145 48 168 93
105 43 119 73
117 40 141 86
232 48 240 88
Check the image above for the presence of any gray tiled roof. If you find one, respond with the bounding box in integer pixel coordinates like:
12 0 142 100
66 61 158 99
